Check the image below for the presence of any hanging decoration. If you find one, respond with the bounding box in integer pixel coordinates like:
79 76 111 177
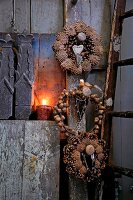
53 21 103 74
54 79 107 182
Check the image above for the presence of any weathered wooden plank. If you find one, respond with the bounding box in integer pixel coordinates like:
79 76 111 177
33 34 66 107
15 0 31 33
64 1 111 199
31 0 63 33
0 0 13 32
0 120 25 200
22 121 60 200
15 34 34 119
0 35 14 119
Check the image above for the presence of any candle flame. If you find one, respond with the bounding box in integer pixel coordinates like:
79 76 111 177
42 99 47 105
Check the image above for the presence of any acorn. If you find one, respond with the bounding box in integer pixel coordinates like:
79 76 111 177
99 110 104 114
98 120 102 125
62 107 67 113
54 115 61 122
99 115 103 119
59 103 64 108
95 125 100 130
94 117 99 123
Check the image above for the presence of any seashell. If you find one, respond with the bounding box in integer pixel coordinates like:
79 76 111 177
72 45 84 55
77 32 86 41
82 86 91 97
86 144 95 155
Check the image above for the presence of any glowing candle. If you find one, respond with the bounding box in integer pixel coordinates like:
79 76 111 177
36 98 53 120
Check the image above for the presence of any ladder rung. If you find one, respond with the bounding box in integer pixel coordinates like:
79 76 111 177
107 111 133 118
113 58 133 67
112 165 133 178
120 9 133 20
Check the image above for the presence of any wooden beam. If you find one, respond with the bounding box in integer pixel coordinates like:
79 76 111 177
120 9 133 20
113 58 133 67
107 111 133 118
112 165 133 178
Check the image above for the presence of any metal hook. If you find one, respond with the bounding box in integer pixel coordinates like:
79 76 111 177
71 0 78 6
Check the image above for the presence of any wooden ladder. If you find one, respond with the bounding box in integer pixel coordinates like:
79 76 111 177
102 0 133 180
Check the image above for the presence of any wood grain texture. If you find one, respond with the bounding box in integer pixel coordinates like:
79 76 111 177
64 1 112 199
33 34 66 107
0 120 60 200
0 0 13 32
0 120 25 200
31 0 63 33
22 121 60 200
15 0 31 33
0 36 14 119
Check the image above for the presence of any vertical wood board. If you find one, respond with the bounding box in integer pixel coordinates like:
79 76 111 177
22 121 60 200
0 120 60 200
31 0 63 33
0 36 14 119
33 34 66 107
0 0 13 32
0 120 25 200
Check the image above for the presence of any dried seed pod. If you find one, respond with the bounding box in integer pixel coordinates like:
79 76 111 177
62 107 67 113
79 165 87 174
56 32 68 44
74 160 83 169
99 110 104 114
94 117 99 124
58 121 63 127
98 153 104 161
95 160 101 169
54 115 61 122
98 120 102 125
56 50 68 62
82 59 92 72
96 145 103 154
99 115 103 119
59 103 64 109
95 125 100 130
77 143 86 152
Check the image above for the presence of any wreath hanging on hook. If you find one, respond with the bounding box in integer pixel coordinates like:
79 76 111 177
54 80 107 182
53 21 103 74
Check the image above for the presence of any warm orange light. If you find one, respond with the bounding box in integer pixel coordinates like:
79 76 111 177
42 99 48 105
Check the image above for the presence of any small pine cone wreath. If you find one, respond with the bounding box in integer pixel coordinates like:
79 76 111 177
53 21 103 74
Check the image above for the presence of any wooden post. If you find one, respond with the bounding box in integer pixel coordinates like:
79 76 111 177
0 34 14 119
15 34 34 119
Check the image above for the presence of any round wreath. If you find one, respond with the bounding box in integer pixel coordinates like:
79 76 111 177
53 21 103 74
54 80 107 182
